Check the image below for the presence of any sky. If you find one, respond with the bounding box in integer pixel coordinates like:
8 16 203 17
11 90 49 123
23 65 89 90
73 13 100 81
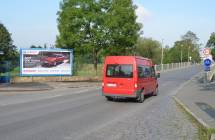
0 0 215 48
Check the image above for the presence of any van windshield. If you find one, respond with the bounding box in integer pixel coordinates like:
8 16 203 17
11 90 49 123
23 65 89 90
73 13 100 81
106 64 133 78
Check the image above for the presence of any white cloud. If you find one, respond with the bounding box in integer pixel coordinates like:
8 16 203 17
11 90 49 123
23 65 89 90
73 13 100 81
135 3 151 24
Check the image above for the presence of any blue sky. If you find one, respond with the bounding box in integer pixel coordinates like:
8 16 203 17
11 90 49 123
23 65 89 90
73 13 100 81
0 0 215 48
135 0 215 47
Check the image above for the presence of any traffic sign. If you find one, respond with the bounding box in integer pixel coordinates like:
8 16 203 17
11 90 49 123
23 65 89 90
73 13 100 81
203 48 211 56
204 59 212 66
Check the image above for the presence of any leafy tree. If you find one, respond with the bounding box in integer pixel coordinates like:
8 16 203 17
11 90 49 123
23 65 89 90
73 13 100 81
206 32 215 48
0 23 18 69
211 48 215 60
104 0 141 55
30 45 42 48
181 30 199 45
56 0 111 73
168 31 200 63
206 32 215 60
56 0 141 73
136 38 161 64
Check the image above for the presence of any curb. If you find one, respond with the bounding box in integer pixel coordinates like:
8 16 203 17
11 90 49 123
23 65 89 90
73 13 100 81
0 88 54 92
173 96 215 140
172 70 215 140
173 96 210 129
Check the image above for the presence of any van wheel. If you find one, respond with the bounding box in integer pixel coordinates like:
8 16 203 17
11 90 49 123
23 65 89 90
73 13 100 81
153 87 158 96
105 96 113 101
137 92 144 103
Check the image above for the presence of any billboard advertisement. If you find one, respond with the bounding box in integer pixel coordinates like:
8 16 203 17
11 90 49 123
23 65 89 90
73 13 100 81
20 49 73 76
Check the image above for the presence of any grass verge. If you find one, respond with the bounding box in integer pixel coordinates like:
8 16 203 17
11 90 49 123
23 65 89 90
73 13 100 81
174 97 215 140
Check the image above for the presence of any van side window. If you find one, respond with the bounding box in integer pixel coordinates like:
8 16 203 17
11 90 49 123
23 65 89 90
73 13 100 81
138 66 144 78
151 66 156 77
138 65 151 78
144 66 151 77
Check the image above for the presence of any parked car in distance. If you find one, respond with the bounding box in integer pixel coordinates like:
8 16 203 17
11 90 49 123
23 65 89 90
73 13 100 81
41 54 65 67
102 56 160 103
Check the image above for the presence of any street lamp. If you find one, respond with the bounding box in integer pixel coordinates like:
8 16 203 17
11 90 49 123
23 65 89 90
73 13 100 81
181 44 183 63
187 46 190 62
161 39 164 71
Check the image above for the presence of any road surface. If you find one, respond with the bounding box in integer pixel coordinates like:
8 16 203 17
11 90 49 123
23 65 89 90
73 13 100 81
0 66 201 140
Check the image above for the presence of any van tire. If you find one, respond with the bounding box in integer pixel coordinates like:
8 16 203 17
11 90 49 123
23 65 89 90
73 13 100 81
137 91 144 103
105 96 113 101
153 87 158 96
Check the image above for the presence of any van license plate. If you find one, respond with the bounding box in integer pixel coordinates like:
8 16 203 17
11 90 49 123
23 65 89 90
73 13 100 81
107 83 117 87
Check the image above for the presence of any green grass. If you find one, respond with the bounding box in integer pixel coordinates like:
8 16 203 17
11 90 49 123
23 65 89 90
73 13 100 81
10 67 20 76
74 64 103 77
175 100 215 140
0 64 103 77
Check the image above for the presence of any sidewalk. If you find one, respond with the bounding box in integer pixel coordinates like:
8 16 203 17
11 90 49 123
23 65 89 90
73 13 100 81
0 81 101 92
175 72 215 128
0 82 54 92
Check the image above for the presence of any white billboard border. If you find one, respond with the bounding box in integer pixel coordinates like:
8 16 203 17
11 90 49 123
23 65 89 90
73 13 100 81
20 48 73 76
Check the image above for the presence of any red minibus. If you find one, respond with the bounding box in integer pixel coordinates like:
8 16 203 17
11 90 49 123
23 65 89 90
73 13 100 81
102 56 160 103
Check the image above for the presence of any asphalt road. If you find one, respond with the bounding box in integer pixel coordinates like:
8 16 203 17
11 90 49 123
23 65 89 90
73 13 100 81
0 66 201 140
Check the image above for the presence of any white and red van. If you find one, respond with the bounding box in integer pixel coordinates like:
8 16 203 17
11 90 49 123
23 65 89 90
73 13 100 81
102 56 160 103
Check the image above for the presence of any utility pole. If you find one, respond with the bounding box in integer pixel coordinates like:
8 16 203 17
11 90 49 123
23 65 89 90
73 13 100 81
187 46 190 62
181 44 183 63
180 44 183 68
161 39 164 71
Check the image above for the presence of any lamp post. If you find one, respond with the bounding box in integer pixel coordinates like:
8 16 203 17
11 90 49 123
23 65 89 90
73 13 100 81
187 46 190 62
161 39 164 71
181 44 183 63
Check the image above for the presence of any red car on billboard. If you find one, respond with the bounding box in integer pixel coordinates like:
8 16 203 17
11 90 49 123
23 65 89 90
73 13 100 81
41 54 65 67
102 56 160 103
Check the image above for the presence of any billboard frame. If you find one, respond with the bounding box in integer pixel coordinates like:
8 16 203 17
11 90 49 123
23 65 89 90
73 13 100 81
20 48 73 77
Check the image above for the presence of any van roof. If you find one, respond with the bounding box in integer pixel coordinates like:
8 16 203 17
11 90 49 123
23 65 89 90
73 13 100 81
105 56 151 60
105 56 153 65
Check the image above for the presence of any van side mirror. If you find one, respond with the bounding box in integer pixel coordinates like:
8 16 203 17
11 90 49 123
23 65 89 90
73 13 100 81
156 72 160 78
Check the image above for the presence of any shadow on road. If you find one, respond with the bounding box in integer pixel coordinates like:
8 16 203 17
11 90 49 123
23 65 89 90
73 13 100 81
105 94 155 103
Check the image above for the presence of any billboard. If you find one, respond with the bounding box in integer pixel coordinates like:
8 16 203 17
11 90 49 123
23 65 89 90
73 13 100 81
20 49 73 76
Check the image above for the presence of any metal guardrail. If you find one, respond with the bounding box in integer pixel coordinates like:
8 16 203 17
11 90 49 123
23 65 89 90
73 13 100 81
155 62 192 72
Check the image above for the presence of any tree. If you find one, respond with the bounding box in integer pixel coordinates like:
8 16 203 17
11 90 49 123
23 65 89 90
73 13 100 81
206 32 215 48
30 45 42 48
168 31 201 63
104 0 141 55
181 30 199 45
56 0 141 73
56 0 112 73
136 37 161 64
0 23 18 65
206 32 215 60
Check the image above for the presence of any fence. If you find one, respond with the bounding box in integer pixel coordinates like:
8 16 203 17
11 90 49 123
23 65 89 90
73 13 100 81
154 62 193 72
0 58 196 83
